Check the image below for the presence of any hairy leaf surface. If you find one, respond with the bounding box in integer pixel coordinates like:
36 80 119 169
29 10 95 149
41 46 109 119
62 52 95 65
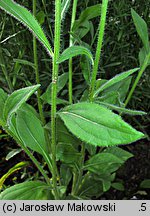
0 0 53 56
131 8 149 52
57 46 94 65
0 181 52 200
3 85 40 121
58 102 144 147
94 68 139 97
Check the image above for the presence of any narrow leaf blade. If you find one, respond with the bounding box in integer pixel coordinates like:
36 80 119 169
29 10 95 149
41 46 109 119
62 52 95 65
97 102 147 115
61 0 71 20
131 8 149 51
94 68 139 97
57 46 94 65
0 0 53 57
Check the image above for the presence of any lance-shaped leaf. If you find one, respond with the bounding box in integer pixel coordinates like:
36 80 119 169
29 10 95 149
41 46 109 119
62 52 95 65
131 8 149 52
3 85 40 121
61 0 71 21
58 102 144 147
94 68 139 97
0 0 53 57
0 181 52 200
57 46 94 65
73 4 101 31
97 101 147 115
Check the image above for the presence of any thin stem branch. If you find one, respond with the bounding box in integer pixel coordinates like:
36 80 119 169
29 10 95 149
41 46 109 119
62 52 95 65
68 0 78 103
51 0 61 199
89 0 109 101
125 52 150 107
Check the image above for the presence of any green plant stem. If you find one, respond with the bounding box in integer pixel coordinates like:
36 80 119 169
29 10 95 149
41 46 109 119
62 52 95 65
89 0 109 101
68 0 78 104
125 52 150 107
0 45 13 93
51 0 61 200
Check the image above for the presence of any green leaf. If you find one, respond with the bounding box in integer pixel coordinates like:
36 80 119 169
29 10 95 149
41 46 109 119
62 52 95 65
16 109 48 156
97 91 120 105
103 147 133 162
0 162 28 189
80 55 91 83
0 0 53 57
139 47 150 67
57 142 81 164
131 9 149 52
57 46 94 65
36 11 45 25
97 102 147 115
97 77 132 103
7 103 39 142
73 4 101 31
112 182 125 191
61 0 71 20
140 179 150 189
5 148 22 161
60 164 72 186
77 173 103 198
0 181 52 200
58 102 144 147
76 20 91 39
0 88 7 125
84 153 123 174
94 68 139 97
41 73 68 104
3 85 40 121
56 118 80 148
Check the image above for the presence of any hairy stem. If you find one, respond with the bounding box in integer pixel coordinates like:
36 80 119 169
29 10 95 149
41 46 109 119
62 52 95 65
125 52 150 107
68 0 78 103
89 0 109 101
51 0 61 199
